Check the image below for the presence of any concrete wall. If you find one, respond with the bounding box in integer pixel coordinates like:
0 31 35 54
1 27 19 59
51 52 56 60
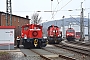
0 45 14 50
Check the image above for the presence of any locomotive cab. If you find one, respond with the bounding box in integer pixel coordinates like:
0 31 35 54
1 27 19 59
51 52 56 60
21 24 47 48
47 25 62 44
66 28 75 41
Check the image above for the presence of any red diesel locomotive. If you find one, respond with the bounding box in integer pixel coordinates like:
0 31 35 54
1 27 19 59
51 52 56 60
21 24 47 48
47 25 62 44
66 28 75 41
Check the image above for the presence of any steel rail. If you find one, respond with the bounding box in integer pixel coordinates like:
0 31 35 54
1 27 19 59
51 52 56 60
30 49 52 60
42 48 76 60
54 43 90 56
66 41 90 47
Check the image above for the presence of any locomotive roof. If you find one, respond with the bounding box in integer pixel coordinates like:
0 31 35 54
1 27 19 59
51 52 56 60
66 28 74 31
0 11 30 20
21 24 42 28
67 28 73 29
47 25 59 30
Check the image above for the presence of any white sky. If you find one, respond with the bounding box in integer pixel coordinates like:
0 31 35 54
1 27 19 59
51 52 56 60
0 0 90 23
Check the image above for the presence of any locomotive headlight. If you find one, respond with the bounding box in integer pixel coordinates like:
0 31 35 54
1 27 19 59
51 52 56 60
43 37 47 39
67 34 69 36
60 34 61 36
22 33 23 35
24 34 27 39
71 34 74 35
53 30 55 32
59 34 61 36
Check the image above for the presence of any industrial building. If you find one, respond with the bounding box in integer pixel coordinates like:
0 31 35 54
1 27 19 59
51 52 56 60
0 11 30 45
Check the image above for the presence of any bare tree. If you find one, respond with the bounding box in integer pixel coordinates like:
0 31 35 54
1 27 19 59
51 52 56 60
31 13 42 24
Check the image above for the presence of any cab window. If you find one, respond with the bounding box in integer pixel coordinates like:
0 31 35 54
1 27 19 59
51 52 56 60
67 30 74 32
24 26 29 30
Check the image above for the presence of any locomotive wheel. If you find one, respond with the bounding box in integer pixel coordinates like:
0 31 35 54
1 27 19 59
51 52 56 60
32 31 38 37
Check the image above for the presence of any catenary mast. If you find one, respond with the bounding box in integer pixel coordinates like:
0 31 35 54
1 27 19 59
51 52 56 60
6 0 12 26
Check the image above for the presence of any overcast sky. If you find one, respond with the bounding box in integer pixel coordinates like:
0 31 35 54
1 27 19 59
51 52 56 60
0 0 90 23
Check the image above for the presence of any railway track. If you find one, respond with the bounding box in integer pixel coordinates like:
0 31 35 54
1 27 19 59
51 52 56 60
65 41 90 48
30 49 58 60
54 42 90 56
9 44 90 60
20 48 46 60
20 46 76 60
43 44 90 60
42 47 76 60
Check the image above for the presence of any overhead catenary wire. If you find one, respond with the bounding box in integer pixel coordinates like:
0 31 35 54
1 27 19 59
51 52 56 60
70 15 80 23
52 0 73 19
12 8 90 13
54 0 62 11
52 0 62 19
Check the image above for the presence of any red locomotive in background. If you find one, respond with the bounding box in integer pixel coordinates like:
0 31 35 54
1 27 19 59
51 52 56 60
21 24 47 48
47 25 62 44
76 32 80 39
66 28 75 41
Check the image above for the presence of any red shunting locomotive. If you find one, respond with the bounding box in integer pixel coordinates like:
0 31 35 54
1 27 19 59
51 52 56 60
21 24 47 48
66 28 75 41
47 25 62 44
